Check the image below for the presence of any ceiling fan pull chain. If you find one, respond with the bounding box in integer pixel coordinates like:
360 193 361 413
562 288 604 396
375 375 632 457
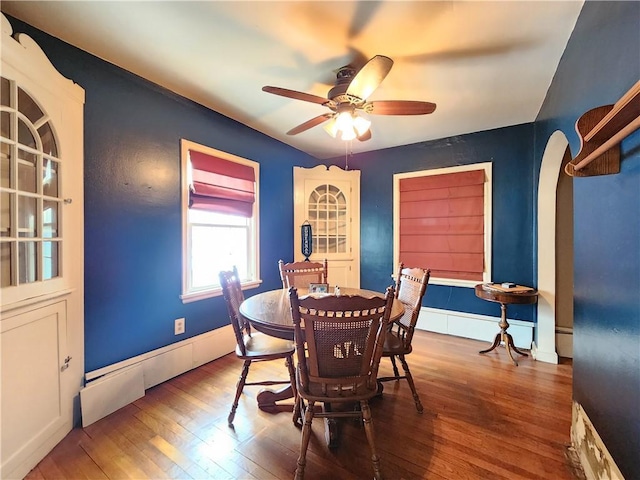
344 140 355 170
345 141 349 170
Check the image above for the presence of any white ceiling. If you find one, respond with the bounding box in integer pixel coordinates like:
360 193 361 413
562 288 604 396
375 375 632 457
2 1 584 159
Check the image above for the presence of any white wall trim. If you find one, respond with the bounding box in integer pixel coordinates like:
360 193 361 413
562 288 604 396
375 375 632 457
81 326 235 426
416 306 533 349
86 325 234 381
556 330 573 358
536 130 569 365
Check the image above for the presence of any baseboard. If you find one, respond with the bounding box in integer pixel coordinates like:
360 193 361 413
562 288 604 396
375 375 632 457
80 325 235 426
556 329 573 358
530 341 560 364
572 402 625 480
416 306 533 349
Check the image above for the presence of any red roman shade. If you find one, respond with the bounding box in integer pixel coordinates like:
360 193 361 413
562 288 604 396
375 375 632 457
189 150 255 217
399 169 485 281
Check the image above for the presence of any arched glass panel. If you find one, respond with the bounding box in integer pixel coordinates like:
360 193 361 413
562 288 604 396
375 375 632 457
17 118 36 148
308 183 347 254
0 76 62 286
18 87 44 124
38 122 58 157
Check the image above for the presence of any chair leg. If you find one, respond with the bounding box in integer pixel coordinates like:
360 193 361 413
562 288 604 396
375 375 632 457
389 355 400 379
399 355 423 414
286 356 301 426
295 400 315 480
360 400 382 480
228 359 251 426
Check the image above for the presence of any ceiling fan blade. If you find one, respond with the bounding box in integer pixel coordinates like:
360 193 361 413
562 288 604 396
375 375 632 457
262 86 328 105
366 100 436 115
346 55 394 101
357 129 372 141
286 113 334 135
347 2 382 39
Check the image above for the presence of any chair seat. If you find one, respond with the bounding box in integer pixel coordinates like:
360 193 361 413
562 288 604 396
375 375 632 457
237 331 295 360
297 373 379 403
383 330 413 356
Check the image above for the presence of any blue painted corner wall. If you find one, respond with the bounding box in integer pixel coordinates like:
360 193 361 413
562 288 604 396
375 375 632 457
534 2 640 478
326 124 537 322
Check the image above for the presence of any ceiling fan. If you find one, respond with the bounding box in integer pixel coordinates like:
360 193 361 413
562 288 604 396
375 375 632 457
262 55 436 141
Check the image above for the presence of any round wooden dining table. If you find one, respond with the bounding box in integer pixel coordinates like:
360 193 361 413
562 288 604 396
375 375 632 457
239 286 404 446
239 286 405 341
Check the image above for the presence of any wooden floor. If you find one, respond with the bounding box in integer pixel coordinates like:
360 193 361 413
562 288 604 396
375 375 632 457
26 332 578 480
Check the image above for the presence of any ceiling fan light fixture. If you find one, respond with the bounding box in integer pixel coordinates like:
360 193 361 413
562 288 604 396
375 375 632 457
329 110 370 141
353 115 371 137
335 111 354 132
323 118 338 138
339 127 357 141
263 54 436 143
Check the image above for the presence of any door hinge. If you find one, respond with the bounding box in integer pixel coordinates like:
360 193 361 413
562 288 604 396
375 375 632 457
60 356 72 372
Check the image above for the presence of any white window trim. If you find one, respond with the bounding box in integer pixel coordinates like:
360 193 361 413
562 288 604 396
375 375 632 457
393 162 492 288
179 139 261 303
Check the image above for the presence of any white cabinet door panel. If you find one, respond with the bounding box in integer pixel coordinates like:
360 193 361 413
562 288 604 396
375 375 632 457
1 302 69 477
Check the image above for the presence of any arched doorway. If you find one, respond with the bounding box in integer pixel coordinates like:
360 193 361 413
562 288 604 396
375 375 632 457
533 130 574 364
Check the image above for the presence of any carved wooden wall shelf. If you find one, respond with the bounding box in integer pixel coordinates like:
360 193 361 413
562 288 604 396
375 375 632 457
565 80 640 177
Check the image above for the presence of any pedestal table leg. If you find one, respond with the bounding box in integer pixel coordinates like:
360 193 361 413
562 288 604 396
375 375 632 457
479 303 528 366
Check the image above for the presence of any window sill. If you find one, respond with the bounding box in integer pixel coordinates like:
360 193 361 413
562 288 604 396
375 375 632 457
180 279 262 304
430 278 487 288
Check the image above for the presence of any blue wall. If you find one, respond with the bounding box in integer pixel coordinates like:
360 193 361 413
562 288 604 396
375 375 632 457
327 124 537 321
534 2 639 478
5 16 317 372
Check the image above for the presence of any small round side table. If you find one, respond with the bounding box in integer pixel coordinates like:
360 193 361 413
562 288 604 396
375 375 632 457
474 283 538 366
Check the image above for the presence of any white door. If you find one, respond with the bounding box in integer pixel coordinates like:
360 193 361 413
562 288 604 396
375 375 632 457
1 14 84 479
294 165 360 288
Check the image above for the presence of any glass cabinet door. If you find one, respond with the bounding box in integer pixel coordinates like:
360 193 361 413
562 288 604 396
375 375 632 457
1 77 62 288
307 183 348 254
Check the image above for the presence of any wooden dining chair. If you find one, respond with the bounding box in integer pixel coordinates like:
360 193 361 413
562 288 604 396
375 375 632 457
219 267 297 426
289 285 395 480
378 264 430 413
278 259 328 289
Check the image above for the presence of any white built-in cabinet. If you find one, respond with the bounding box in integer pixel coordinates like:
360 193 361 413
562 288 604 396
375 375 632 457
293 165 360 288
0 14 84 479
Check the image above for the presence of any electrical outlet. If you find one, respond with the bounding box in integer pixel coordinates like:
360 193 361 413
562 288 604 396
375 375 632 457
174 318 185 335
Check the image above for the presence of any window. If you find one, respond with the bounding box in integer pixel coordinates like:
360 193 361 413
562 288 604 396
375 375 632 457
180 139 260 302
393 162 492 287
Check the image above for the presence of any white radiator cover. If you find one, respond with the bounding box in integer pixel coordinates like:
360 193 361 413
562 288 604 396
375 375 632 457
80 325 235 426
416 306 534 349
